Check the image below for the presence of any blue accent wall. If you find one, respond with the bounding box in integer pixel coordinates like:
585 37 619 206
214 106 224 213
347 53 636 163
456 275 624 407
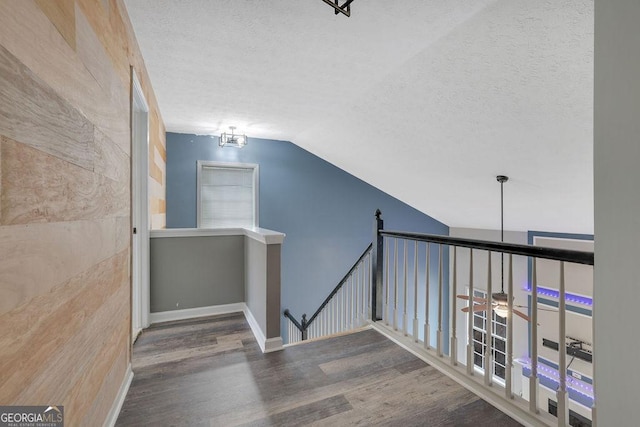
166 133 450 340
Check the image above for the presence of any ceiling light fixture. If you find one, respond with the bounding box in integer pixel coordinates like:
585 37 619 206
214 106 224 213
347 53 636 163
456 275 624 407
493 175 510 318
320 0 354 17
219 126 247 148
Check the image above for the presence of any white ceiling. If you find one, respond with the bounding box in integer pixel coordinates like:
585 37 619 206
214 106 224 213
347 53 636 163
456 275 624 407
124 0 594 233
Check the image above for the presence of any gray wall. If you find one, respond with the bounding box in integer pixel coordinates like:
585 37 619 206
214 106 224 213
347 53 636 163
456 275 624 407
594 1 640 424
150 235 244 312
166 132 449 339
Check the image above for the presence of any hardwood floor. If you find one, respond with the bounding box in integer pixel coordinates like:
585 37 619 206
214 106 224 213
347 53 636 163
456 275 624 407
116 313 521 426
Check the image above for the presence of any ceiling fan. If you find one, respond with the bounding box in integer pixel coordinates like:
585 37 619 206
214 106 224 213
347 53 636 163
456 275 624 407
456 175 552 322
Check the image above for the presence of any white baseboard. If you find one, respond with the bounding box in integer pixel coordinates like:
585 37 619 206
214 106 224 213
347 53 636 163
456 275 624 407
104 364 133 427
243 306 266 352
242 306 283 353
149 303 245 324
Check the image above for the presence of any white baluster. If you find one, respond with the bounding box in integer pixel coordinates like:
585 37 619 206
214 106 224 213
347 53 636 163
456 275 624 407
365 252 372 320
530 258 540 414
467 249 474 376
334 297 339 335
385 239 391 325
451 246 458 365
354 269 358 327
361 255 369 325
393 239 399 331
403 240 409 336
413 240 419 342
506 253 513 399
351 272 356 329
557 262 569 426
437 244 443 357
485 251 493 387
424 243 431 350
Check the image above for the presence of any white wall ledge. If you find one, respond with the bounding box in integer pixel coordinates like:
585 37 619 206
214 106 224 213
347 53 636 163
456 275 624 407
150 227 285 244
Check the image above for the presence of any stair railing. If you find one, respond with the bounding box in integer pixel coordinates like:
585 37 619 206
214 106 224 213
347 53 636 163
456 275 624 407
285 209 595 427
284 242 373 344
376 217 594 427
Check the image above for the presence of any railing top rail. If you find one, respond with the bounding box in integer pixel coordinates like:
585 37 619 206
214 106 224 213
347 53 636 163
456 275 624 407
283 309 303 331
380 230 593 266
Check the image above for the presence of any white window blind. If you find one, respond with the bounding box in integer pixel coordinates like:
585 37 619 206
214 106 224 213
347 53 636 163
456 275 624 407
198 163 257 228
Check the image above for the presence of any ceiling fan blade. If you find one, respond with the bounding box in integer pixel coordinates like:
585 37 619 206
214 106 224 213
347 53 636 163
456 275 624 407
461 304 489 313
514 304 557 312
513 309 531 322
457 295 487 303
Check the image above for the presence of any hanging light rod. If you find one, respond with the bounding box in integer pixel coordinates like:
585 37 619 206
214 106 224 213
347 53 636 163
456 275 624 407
320 0 355 17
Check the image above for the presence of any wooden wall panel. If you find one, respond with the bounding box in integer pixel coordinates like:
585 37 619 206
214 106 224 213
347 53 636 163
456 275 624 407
80 337 129 425
75 0 130 87
0 251 128 402
75 3 128 117
0 0 130 156
0 0 166 422
0 137 128 225
35 0 76 51
94 127 129 183
0 45 95 170
0 217 121 315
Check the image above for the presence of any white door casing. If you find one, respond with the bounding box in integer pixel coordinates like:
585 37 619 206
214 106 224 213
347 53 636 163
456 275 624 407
131 69 150 341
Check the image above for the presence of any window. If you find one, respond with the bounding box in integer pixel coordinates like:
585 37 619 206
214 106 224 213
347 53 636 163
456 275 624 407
197 161 258 228
471 289 507 381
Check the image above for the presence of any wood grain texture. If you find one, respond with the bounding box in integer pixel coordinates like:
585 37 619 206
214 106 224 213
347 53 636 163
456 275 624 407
149 160 163 185
94 126 130 183
76 3 128 116
0 136 128 225
0 250 128 402
116 315 521 427
0 217 122 315
75 0 130 87
0 44 95 170
35 0 76 51
82 343 129 426
0 0 130 156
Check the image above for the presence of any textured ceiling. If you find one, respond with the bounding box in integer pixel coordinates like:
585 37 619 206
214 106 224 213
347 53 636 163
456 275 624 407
124 0 594 233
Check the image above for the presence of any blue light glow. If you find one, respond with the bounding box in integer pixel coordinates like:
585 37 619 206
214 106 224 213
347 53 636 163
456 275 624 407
526 285 593 306
517 357 594 399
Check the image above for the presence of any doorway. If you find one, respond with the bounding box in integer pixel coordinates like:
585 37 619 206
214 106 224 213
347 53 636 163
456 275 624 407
131 69 150 343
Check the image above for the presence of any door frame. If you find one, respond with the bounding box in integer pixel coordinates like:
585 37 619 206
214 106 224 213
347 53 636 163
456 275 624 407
131 68 150 343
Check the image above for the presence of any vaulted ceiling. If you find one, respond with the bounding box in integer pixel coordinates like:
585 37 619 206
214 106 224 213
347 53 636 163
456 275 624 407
124 0 594 233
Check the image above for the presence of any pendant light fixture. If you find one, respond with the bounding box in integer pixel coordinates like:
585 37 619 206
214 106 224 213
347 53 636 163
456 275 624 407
219 126 247 148
493 175 510 318
320 0 355 17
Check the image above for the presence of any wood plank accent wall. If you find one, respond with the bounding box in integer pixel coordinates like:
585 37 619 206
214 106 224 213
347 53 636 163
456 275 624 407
0 0 165 424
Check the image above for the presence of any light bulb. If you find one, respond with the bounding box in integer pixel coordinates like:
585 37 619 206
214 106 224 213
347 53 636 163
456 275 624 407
494 305 509 318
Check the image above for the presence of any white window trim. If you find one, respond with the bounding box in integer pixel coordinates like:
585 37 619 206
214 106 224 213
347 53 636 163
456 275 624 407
468 287 508 384
196 161 259 229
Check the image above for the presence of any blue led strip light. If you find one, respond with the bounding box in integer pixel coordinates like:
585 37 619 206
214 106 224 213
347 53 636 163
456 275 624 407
526 285 593 306
517 357 594 408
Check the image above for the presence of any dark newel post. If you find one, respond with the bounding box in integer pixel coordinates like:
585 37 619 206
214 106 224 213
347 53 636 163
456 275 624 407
301 314 308 341
371 209 384 321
